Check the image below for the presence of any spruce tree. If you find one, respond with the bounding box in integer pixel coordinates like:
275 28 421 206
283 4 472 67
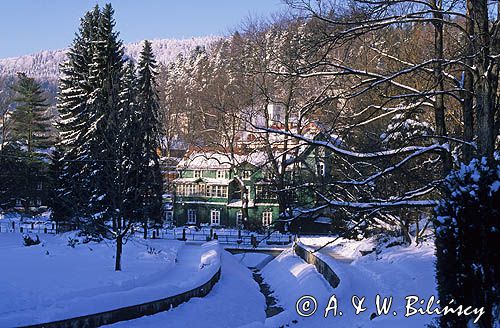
136 40 163 234
10 73 52 156
9 73 53 212
56 5 163 271
85 3 125 228
120 62 142 222
55 5 100 221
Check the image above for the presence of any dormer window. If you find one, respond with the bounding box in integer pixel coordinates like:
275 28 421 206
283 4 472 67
193 170 202 178
216 170 227 179
242 170 251 180
316 162 325 177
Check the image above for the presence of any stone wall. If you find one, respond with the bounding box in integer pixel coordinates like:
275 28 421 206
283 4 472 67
23 268 221 328
294 243 340 289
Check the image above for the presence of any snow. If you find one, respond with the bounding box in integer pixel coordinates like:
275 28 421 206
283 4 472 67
0 234 220 327
233 237 438 328
0 230 439 327
177 151 270 171
108 251 266 328
291 237 438 327
0 37 220 82
233 252 272 268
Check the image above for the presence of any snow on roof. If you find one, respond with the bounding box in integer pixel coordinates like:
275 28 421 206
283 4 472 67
178 152 233 169
177 151 270 170
173 177 233 185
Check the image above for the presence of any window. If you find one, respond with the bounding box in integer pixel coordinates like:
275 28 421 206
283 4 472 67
210 209 221 226
35 199 42 206
178 184 205 196
193 170 202 178
187 209 197 225
236 211 243 226
316 162 325 177
241 170 252 180
36 182 43 191
165 211 173 223
256 185 277 199
15 199 22 206
262 211 273 227
176 184 184 196
216 170 227 179
206 185 228 198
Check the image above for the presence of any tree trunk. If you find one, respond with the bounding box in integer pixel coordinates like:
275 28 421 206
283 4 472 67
431 0 452 174
115 234 123 271
462 0 475 164
240 185 249 229
471 0 498 163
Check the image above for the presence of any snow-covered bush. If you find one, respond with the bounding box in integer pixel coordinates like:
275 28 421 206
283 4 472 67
67 236 79 248
434 158 499 327
22 234 40 246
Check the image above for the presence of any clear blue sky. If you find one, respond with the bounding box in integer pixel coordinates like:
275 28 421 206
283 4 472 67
0 0 286 59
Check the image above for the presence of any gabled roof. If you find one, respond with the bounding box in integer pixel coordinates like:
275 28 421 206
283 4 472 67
177 151 270 170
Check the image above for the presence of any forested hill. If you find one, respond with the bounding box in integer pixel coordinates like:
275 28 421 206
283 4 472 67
0 36 220 89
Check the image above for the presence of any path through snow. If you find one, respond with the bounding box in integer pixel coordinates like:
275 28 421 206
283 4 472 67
108 251 267 328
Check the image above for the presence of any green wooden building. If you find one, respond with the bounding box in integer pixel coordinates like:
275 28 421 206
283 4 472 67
171 152 280 228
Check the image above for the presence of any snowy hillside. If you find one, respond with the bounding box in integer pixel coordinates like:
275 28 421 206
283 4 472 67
0 36 220 82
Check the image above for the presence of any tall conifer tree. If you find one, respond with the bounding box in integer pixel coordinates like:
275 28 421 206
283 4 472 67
136 40 163 233
7 73 53 212
55 5 100 220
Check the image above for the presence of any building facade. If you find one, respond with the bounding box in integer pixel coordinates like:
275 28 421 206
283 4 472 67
171 152 280 228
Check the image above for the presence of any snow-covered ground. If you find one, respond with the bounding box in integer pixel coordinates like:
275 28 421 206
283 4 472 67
0 229 437 327
0 233 220 327
252 237 438 327
233 252 272 268
108 250 266 328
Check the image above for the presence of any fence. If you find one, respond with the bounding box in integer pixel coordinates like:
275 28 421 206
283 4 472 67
0 221 57 234
138 227 293 246
0 220 293 246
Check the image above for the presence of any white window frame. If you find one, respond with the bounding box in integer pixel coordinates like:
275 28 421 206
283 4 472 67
236 211 243 226
165 211 173 223
187 209 197 225
242 170 252 180
207 185 227 198
193 170 202 178
262 211 273 227
210 209 221 226
316 162 325 177
216 170 227 179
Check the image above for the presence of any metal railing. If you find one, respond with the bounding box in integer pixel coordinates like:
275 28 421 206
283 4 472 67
0 221 57 234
